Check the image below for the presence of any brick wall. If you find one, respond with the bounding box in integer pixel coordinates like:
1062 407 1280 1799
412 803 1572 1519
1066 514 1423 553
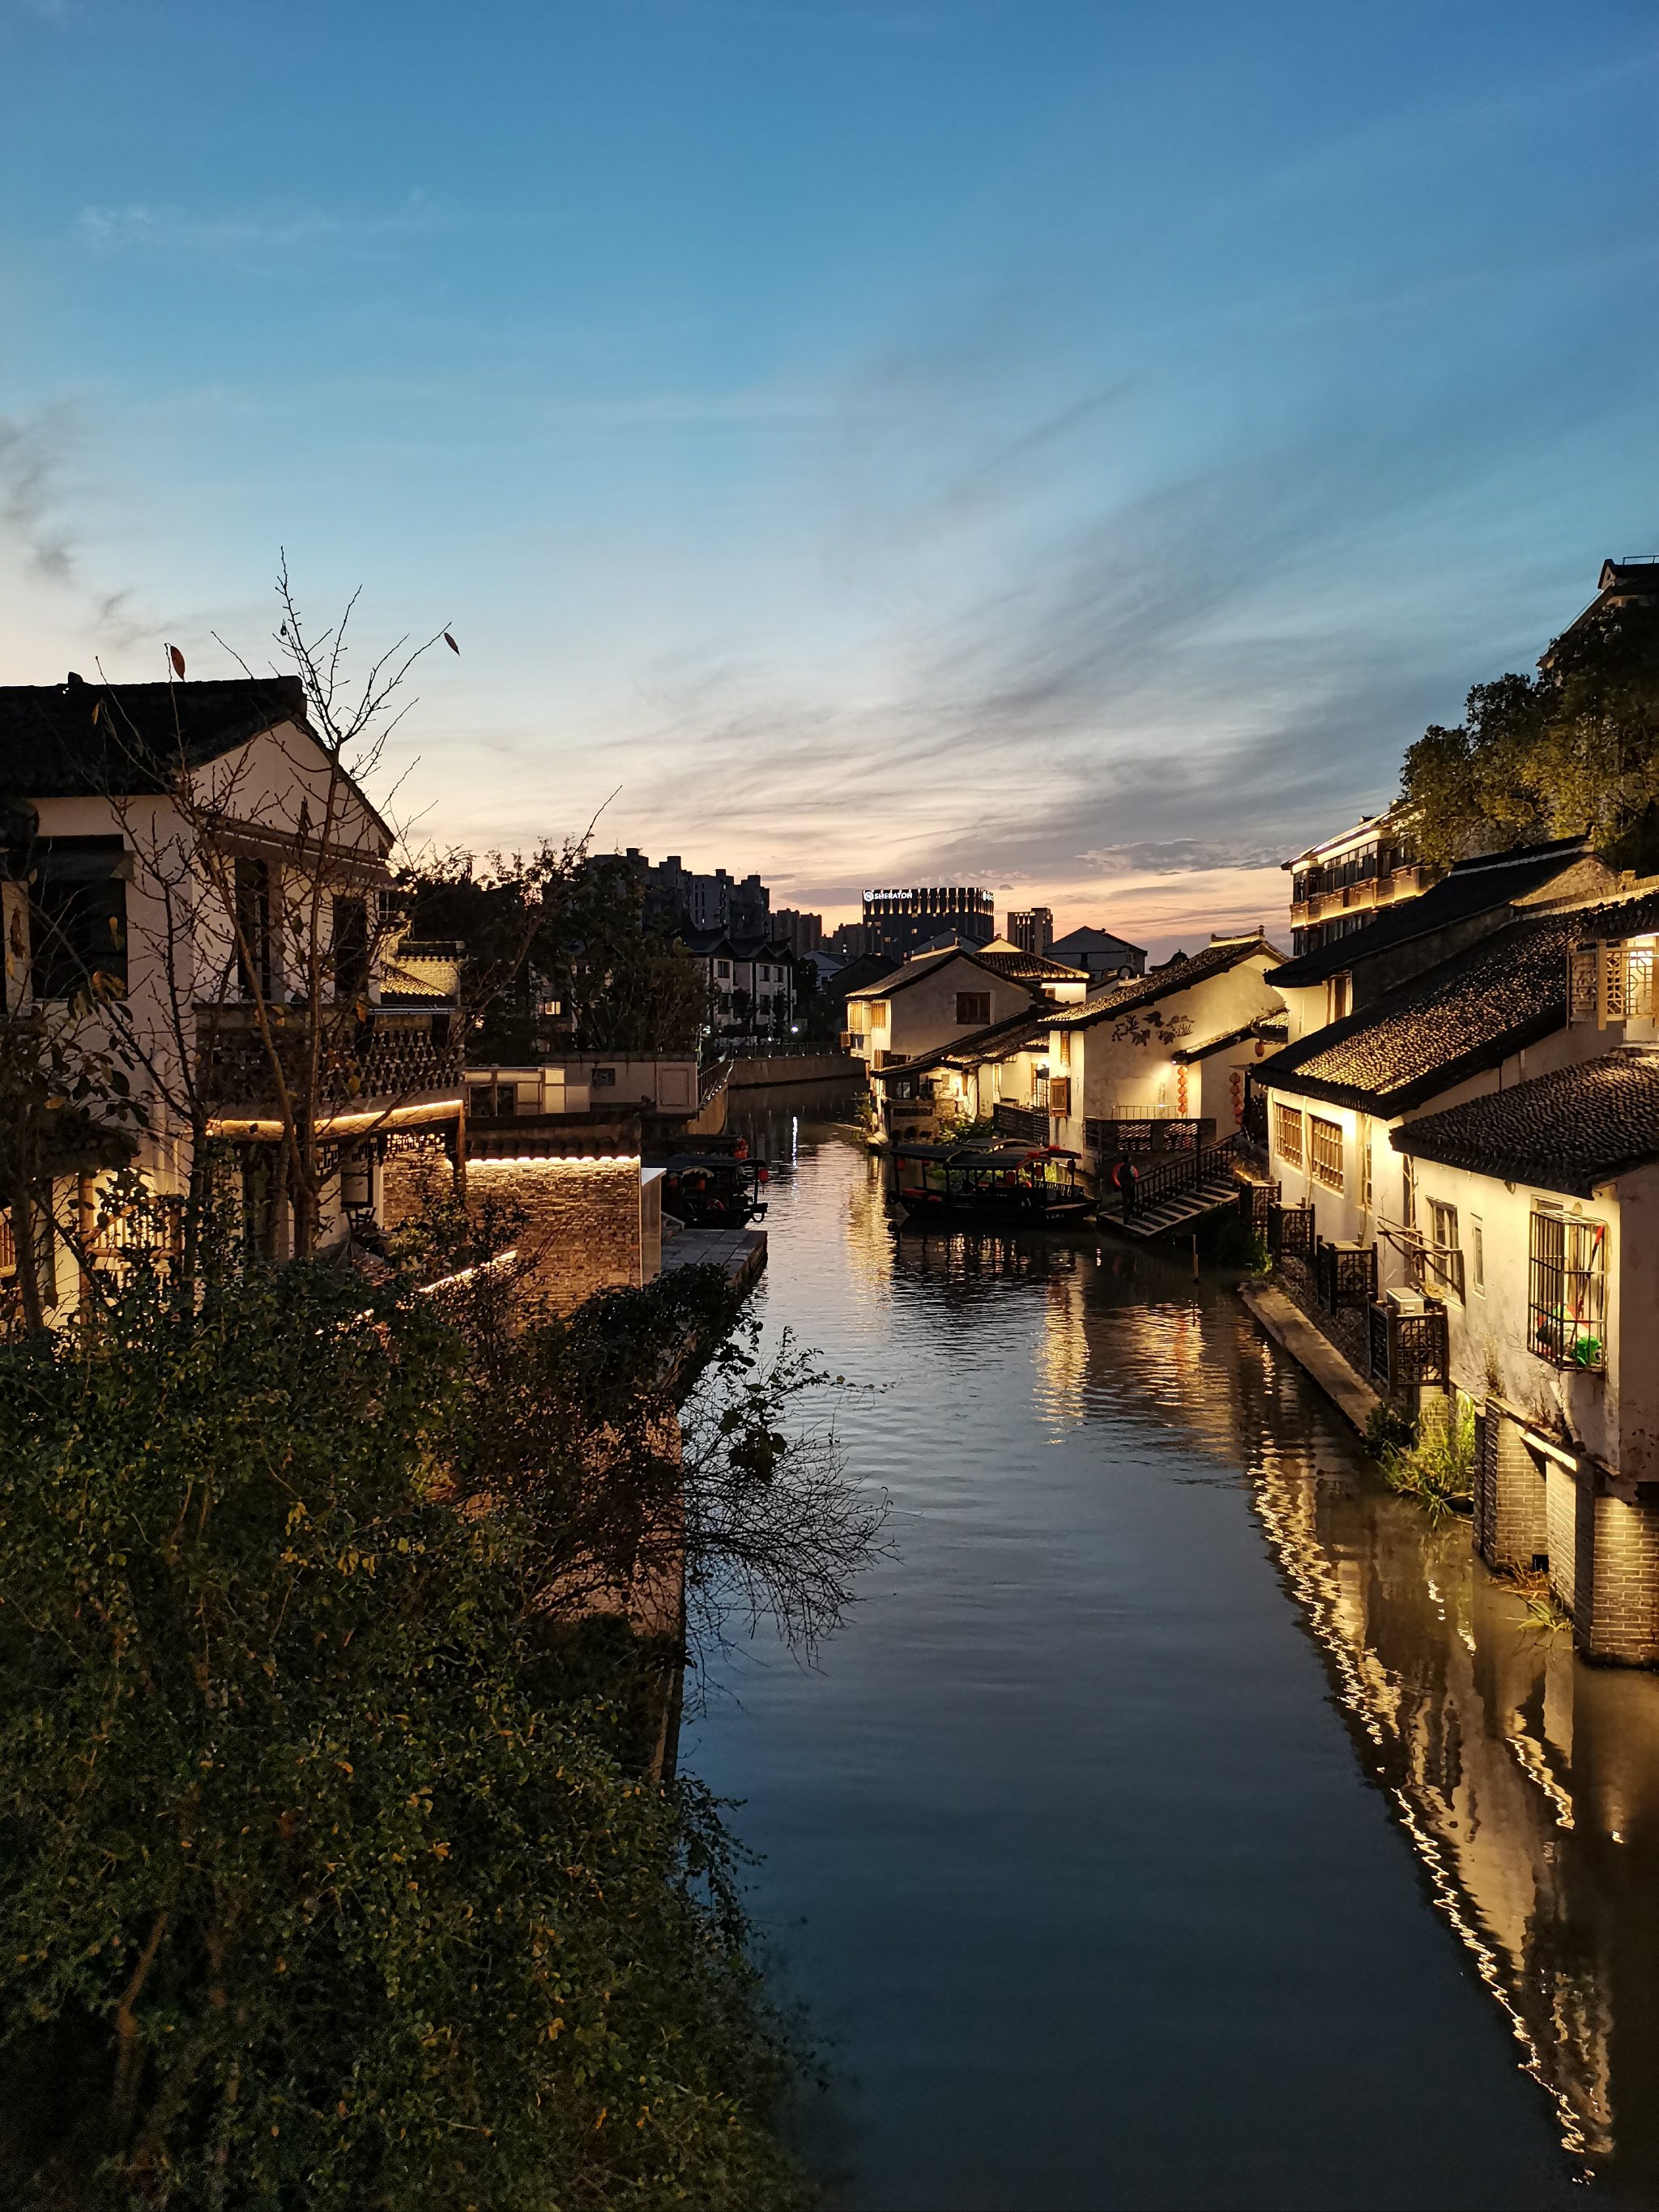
467 1157 646 1315
1474 1409 1548 1574
1546 1464 1579 1616
1576 1485 1659 1665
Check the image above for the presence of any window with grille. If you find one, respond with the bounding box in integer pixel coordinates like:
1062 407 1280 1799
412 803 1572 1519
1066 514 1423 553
1471 1217 1484 1295
1358 1115 1373 1210
1309 1115 1343 1191
955 991 992 1025
1273 1102 1304 1168
1529 1210 1606 1370
1047 1076 1070 1115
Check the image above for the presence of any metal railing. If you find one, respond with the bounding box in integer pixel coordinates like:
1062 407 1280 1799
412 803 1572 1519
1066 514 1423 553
1120 1133 1239 1217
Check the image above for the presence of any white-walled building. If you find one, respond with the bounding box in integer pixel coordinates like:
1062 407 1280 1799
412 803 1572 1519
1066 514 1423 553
844 940 1087 1072
1391 1054 1659 1663
1258 895 1659 1264
872 934 1286 1167
1 676 463 1315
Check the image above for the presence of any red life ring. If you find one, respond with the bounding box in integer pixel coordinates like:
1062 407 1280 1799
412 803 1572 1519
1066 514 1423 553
1112 1159 1140 1195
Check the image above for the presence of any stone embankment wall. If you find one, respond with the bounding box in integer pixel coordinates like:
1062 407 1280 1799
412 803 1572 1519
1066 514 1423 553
383 1139 650 1314
723 1052 862 1090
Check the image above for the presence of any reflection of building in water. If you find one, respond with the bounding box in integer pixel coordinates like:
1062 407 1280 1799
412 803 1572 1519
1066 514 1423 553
1034 1269 1089 1426
1248 1444 1626 2171
1064 1265 1659 2190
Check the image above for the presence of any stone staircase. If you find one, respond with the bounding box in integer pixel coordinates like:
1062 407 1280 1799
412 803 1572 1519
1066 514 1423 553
1095 1139 1244 1239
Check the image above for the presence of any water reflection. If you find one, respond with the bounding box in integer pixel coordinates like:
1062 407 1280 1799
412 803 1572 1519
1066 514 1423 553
706 1114 1659 2205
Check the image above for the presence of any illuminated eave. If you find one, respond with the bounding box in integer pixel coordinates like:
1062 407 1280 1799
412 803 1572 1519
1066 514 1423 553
204 1093 463 1140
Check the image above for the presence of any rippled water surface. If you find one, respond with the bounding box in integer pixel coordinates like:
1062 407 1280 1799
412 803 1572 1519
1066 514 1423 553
686 1106 1659 2211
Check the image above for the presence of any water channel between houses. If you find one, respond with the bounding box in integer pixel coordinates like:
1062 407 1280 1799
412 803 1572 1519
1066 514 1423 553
684 1099 1659 2212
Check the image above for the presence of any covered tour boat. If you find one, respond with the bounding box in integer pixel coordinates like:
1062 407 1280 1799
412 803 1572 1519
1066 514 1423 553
659 1154 769 1230
888 1141 1091 1226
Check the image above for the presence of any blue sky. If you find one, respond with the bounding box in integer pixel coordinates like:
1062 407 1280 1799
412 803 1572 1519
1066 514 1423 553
2 0 1656 948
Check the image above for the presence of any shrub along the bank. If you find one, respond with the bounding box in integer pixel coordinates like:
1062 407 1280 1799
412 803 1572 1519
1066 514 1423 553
0 1259 812 2210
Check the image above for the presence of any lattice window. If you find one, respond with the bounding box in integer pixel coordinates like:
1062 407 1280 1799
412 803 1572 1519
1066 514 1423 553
1529 1210 1606 1370
1569 940 1656 1025
1309 1115 1343 1191
1273 1102 1304 1168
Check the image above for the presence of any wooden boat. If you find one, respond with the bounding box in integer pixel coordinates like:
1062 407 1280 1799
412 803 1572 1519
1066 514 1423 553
659 1154 769 1229
888 1141 1091 1226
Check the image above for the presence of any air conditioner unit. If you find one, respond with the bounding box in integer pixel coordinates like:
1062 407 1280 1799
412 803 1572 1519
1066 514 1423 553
1383 1286 1426 1314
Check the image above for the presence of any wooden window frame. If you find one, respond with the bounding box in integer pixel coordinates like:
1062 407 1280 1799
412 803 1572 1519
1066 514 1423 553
1273 1101 1304 1169
1309 1115 1343 1192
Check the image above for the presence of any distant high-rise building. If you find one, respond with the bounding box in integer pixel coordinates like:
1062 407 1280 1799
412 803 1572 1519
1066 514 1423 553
862 886 994 960
827 919 872 958
772 908 823 955
606 848 770 936
1007 907 1054 957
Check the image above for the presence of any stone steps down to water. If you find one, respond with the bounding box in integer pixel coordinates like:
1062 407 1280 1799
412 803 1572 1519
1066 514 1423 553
1095 1174 1242 1240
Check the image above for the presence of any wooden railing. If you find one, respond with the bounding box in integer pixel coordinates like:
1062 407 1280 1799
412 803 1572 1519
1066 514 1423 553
1085 1116 1213 1157
1120 1133 1239 1217
992 1102 1048 1144
1369 1302 1449 1389
1236 1178 1280 1230
1269 1200 1314 1259
197 1005 460 1113
1316 1238 1377 1312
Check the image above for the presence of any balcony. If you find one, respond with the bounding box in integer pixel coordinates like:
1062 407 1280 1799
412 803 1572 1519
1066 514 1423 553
1084 1116 1213 1157
992 1102 1049 1144
1368 1298 1449 1390
197 1003 461 1133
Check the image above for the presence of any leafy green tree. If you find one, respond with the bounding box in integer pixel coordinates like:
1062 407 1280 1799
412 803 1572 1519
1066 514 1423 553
399 846 709 1061
0 1257 816 2209
1402 596 1659 864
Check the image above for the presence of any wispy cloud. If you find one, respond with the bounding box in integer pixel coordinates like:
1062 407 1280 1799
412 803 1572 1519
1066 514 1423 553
0 407 76 584
75 193 457 262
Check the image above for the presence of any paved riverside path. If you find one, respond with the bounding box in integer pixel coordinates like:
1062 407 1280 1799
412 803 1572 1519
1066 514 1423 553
1238 1273 1380 1434
659 1225 766 1294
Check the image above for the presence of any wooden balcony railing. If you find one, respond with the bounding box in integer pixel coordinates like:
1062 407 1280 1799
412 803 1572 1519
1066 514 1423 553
1236 1178 1280 1230
196 1004 460 1115
1316 1237 1378 1312
1369 1301 1449 1389
992 1102 1049 1144
1269 1200 1315 1259
1084 1117 1213 1157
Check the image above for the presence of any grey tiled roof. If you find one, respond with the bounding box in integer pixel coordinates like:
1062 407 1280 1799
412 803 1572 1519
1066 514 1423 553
0 677 309 798
1052 935 1283 1031
1263 892 1659 1115
1392 1054 1659 1196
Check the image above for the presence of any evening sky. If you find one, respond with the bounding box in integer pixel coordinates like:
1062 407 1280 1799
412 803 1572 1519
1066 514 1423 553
1 0 1656 948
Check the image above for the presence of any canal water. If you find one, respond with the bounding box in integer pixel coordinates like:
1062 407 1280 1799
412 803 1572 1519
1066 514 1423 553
686 1103 1659 2211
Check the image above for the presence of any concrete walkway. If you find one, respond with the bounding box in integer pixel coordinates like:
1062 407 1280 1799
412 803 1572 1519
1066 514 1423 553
661 1226 767 1294
1237 1276 1380 1437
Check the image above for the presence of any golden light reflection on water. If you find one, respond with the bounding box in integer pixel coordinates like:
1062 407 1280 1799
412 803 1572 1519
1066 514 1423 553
747 1116 1659 2193
1248 1433 1610 2167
